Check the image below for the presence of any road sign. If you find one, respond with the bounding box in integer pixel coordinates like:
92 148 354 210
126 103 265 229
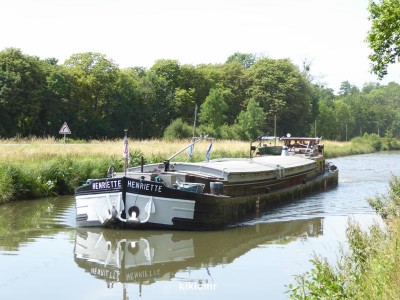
59 122 71 135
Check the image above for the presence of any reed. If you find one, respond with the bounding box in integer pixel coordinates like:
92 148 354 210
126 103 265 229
323 140 375 158
0 138 250 163
0 138 250 203
288 176 400 299
0 137 380 204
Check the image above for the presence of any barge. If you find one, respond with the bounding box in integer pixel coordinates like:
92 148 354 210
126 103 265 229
75 134 338 230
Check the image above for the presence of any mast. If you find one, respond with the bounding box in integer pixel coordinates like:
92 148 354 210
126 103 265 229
192 104 198 139
274 114 277 146
123 129 129 176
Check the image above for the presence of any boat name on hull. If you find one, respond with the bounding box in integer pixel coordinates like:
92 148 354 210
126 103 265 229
86 178 165 194
127 179 163 193
92 179 122 190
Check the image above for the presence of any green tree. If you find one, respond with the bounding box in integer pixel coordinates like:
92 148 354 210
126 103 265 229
0 48 48 136
64 52 119 138
219 61 249 124
367 0 400 78
107 68 143 138
333 100 354 140
338 81 359 95
199 88 229 129
173 88 196 123
38 62 73 136
246 58 312 136
316 101 336 139
226 52 257 69
150 59 182 88
180 64 212 108
236 99 265 139
140 63 182 137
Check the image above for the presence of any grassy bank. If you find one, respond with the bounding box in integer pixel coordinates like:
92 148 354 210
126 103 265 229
287 175 400 299
0 134 399 204
0 138 249 203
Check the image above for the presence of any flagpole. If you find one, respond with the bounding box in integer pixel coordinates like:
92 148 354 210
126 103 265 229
192 104 198 138
206 140 213 162
123 129 129 176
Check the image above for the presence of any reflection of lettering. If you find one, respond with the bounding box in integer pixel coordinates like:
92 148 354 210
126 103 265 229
127 180 163 193
90 267 120 281
126 269 161 281
92 180 122 190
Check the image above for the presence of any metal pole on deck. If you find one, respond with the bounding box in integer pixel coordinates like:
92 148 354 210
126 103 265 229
192 104 198 138
123 129 129 176
274 114 277 146
314 120 317 137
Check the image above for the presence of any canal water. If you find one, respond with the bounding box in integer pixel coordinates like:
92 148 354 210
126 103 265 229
0 152 399 300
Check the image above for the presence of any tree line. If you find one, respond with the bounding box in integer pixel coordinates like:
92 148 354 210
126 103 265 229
1 47 400 141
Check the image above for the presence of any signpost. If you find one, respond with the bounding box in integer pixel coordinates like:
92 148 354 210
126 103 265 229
59 122 71 144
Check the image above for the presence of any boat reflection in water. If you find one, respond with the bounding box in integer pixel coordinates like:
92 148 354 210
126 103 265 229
74 218 323 296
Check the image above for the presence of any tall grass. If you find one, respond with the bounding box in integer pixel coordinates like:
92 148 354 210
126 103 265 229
0 138 250 203
0 135 396 204
0 157 111 204
0 137 250 163
323 140 375 158
288 175 400 299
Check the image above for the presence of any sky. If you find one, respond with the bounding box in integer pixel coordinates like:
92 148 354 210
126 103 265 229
1 0 400 93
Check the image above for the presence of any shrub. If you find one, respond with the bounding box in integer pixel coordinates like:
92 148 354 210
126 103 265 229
352 133 382 151
163 118 193 140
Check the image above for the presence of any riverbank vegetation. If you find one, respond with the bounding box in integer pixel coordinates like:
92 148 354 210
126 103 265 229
287 176 400 299
1 134 400 204
0 138 248 204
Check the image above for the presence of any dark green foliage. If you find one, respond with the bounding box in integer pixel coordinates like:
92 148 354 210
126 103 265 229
199 88 230 128
163 118 193 140
1 48 400 141
129 150 146 167
367 0 400 79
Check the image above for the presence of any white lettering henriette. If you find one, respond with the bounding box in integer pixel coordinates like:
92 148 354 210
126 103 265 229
92 179 122 190
127 180 163 193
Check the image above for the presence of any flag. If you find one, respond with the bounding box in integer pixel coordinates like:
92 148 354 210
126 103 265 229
123 134 130 163
188 144 193 158
206 141 213 161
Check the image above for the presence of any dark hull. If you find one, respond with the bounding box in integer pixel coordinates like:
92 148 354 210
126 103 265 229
187 170 338 229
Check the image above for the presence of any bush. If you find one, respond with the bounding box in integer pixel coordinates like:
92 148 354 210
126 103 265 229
382 131 400 150
351 133 382 151
163 118 193 140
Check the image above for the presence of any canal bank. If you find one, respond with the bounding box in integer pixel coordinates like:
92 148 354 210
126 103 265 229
1 134 399 204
